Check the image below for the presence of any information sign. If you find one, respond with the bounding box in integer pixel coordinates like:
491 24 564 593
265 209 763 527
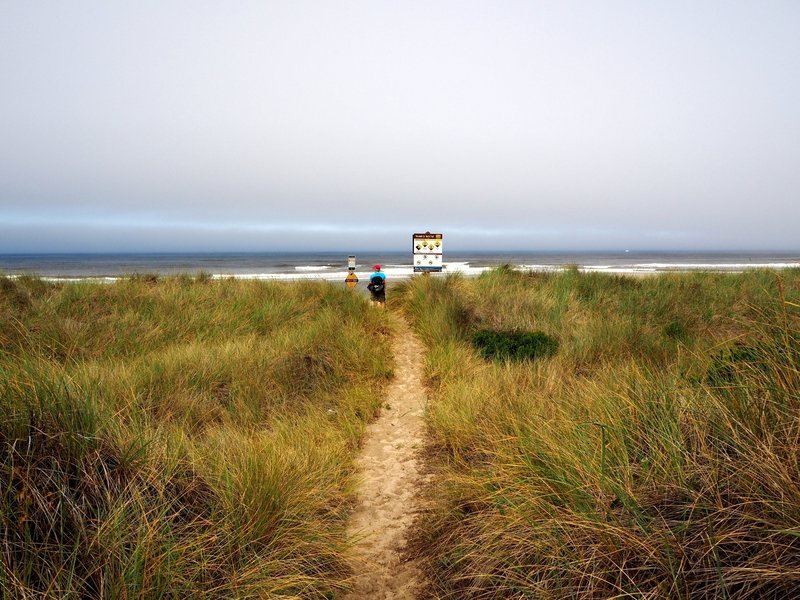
413 232 443 272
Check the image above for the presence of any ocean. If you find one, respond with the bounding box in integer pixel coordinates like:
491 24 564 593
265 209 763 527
0 251 798 281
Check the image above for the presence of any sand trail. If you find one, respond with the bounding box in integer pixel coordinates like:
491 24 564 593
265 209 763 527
345 315 429 599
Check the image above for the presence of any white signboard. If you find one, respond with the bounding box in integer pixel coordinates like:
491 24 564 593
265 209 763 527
413 232 443 272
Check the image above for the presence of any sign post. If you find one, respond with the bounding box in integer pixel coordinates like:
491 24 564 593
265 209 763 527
345 255 358 288
413 232 443 273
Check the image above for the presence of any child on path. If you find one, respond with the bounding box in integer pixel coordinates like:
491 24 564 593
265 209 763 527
367 264 386 306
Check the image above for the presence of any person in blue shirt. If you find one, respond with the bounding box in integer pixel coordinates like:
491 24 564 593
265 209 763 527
367 264 386 306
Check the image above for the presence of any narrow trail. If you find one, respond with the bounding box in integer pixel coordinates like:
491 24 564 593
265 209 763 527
345 314 429 600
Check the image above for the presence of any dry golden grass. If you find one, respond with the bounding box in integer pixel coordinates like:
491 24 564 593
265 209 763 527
394 268 800 599
1 275 392 598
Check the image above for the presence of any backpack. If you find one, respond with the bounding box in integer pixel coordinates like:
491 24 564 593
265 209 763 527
368 277 385 294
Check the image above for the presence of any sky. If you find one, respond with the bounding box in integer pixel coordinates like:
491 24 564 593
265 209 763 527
1 0 799 253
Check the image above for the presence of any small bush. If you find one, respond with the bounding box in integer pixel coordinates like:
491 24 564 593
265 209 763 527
471 329 559 361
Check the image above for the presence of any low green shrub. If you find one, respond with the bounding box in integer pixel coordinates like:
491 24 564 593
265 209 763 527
471 329 559 361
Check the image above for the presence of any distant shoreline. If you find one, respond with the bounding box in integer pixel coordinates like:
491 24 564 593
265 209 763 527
2 251 798 281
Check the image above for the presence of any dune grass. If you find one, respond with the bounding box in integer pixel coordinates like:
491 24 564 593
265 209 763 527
393 267 800 599
1 275 392 598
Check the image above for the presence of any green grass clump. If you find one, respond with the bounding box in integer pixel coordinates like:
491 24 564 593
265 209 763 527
1 275 392 598
396 268 800 599
472 329 558 361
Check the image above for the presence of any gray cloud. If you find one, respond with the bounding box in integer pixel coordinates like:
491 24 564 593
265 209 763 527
2 1 799 252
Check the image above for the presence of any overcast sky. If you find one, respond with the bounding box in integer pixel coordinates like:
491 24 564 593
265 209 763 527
1 1 799 252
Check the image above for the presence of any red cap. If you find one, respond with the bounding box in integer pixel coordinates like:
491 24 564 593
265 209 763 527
373 264 381 270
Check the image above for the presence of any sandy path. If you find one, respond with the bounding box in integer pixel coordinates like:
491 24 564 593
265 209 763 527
345 315 429 599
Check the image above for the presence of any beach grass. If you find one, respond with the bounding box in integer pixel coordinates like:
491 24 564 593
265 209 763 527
4 268 800 598
1 275 392 598
393 267 800 599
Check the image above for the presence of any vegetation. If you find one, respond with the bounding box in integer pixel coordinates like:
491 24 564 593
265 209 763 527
5 268 800 599
471 329 558 362
394 268 800 599
1 275 392 598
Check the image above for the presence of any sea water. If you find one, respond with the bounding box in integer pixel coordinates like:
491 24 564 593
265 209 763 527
0 251 798 281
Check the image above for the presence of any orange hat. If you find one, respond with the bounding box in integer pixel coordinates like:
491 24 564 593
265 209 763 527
373 264 381 270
